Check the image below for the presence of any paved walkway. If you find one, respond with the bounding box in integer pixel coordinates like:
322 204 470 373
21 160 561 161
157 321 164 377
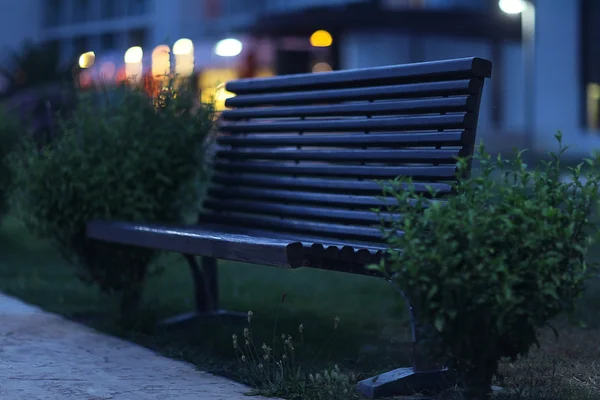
0 293 274 400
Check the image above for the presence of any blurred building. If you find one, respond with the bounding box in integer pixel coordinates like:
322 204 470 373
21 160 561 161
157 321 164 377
0 1 42 52
27 0 253 108
37 0 203 64
0 0 598 156
199 0 600 157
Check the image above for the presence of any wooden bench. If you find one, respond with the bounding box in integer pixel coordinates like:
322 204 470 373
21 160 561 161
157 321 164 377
87 56 492 399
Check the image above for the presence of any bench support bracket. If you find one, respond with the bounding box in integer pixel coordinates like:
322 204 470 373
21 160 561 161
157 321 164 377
356 282 456 398
159 255 246 325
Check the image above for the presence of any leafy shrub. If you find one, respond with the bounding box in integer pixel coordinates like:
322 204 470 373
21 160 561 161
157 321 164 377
372 133 600 400
0 40 72 95
8 80 215 318
0 107 23 218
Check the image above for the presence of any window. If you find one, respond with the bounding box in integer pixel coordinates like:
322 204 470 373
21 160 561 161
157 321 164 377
73 36 90 55
204 0 221 18
102 0 119 19
199 68 238 109
582 0 600 130
73 0 91 22
127 0 148 16
101 33 117 50
45 0 64 27
60 39 71 62
128 28 148 48
44 40 61 62
224 0 266 15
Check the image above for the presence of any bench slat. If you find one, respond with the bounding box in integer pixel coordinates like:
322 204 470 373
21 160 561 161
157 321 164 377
217 132 465 148
210 225 387 273
226 57 491 94
86 221 296 268
212 173 454 195
214 161 457 179
87 220 387 272
200 212 386 241
226 80 477 107
221 97 473 120
219 114 471 133
207 186 398 208
203 199 398 225
215 148 460 163
213 223 388 252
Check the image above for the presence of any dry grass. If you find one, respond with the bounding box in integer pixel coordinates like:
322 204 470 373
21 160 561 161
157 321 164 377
421 277 600 400
418 323 600 400
493 322 600 400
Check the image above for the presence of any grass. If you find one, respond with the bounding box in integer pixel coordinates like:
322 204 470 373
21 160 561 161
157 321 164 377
0 216 409 380
0 214 599 399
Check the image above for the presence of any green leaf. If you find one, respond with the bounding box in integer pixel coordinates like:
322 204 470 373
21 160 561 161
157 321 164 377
434 315 445 332
377 131 598 374
7 78 216 309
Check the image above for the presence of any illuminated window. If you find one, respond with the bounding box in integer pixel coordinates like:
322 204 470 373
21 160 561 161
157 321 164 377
199 69 238 110
312 62 332 73
587 83 600 130
256 68 274 78
310 30 333 48
582 0 600 130
215 38 243 57
78 52 95 69
215 83 235 111
152 45 171 78
173 39 194 77
199 68 273 110
125 46 143 83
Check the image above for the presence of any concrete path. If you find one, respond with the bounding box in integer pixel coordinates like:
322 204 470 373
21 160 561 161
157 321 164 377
0 293 274 400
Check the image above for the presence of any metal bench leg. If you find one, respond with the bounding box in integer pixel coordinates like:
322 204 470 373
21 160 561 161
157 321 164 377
159 256 246 325
356 283 456 398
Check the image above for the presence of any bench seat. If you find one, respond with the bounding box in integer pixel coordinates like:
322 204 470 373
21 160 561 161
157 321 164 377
87 220 387 274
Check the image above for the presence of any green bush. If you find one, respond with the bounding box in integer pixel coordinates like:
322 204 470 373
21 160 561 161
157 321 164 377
0 107 23 218
371 133 600 400
8 81 215 318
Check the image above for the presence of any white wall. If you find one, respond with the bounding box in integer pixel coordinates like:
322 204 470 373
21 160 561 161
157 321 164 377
340 0 600 157
340 31 495 140
421 36 493 133
340 32 412 68
530 0 591 155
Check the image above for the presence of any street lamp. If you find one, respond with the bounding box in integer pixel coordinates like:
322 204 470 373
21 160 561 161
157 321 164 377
499 0 536 154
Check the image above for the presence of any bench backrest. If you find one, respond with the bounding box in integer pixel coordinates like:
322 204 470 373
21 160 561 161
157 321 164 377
201 57 492 244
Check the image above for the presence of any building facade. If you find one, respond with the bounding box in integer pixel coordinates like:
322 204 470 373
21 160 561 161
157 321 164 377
203 0 600 157
0 0 43 52
1 0 597 156
39 0 198 62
